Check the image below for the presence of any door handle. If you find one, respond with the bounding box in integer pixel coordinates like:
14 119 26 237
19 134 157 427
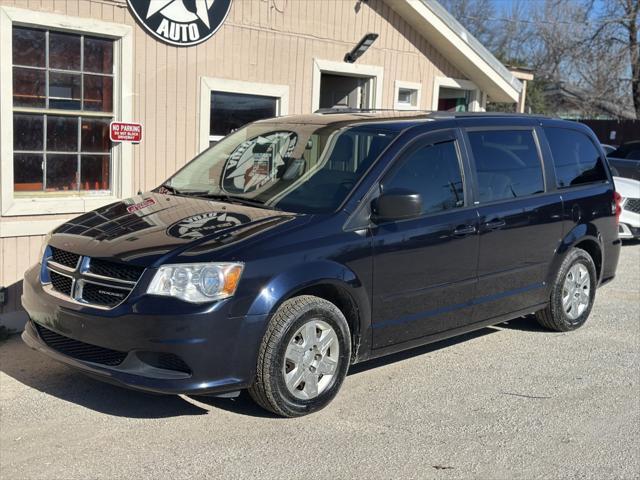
483 219 506 230
453 225 477 236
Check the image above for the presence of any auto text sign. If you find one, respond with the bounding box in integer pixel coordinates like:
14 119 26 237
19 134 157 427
110 122 143 143
127 0 233 47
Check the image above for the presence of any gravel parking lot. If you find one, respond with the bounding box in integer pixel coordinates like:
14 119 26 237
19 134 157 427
1 243 639 480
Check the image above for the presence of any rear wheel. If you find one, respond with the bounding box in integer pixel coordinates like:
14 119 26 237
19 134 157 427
249 295 351 417
535 247 597 332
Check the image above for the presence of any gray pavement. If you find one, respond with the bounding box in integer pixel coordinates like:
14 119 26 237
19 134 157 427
1 243 639 480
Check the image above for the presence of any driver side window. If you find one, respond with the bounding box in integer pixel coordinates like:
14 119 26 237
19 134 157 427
382 139 465 216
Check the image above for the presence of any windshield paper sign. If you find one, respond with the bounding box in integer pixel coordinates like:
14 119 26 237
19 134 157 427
127 0 233 47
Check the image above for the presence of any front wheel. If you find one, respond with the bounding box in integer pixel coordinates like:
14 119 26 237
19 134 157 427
249 295 351 417
535 247 597 332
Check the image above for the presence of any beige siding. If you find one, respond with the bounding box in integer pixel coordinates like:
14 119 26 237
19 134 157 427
0 0 466 320
0 235 45 318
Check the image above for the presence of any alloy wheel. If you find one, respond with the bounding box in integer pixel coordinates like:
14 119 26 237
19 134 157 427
562 263 591 320
283 319 340 400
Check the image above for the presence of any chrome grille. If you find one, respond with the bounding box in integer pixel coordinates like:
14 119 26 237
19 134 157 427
80 282 130 307
43 247 144 309
50 247 80 269
50 271 73 296
88 258 144 282
624 198 640 214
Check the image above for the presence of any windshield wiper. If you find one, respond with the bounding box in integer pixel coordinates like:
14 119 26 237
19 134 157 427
157 183 179 194
158 185 277 210
157 183 211 197
203 193 278 210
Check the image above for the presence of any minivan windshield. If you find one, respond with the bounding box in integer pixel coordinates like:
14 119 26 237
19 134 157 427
165 122 398 213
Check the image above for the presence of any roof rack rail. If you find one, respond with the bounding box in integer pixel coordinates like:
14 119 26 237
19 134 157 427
426 111 546 119
312 107 548 119
314 107 433 114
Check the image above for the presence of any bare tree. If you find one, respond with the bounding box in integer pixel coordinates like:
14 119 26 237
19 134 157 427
438 0 499 50
441 0 639 119
589 0 640 118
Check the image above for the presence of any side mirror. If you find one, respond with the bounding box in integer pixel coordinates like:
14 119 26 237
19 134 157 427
371 188 422 223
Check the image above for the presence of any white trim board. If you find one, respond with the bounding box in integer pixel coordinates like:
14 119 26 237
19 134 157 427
199 77 290 153
0 6 134 220
394 80 422 110
311 59 384 113
0 217 70 238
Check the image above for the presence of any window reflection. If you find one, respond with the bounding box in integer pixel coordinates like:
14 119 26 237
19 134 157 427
49 32 81 70
13 68 46 107
14 154 44 192
12 27 45 67
11 27 114 195
170 123 398 213
46 154 78 191
49 72 82 110
210 91 278 137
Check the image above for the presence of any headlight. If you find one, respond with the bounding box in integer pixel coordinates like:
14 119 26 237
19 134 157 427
146 262 244 303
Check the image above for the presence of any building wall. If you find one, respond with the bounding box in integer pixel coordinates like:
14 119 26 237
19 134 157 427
0 0 466 325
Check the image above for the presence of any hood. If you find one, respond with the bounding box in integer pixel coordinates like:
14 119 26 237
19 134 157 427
613 176 640 199
49 193 296 267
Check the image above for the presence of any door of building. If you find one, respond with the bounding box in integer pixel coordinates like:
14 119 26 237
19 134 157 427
319 74 371 109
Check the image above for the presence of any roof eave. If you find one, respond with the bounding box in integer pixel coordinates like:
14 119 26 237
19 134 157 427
385 0 522 103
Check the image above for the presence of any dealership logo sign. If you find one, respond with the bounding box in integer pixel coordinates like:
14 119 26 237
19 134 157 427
127 0 232 47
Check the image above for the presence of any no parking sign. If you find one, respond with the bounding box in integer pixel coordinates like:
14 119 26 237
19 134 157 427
110 122 143 143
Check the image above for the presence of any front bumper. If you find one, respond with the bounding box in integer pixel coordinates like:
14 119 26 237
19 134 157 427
21 264 268 395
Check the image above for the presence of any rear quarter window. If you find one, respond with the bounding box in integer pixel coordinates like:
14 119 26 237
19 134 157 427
544 128 607 188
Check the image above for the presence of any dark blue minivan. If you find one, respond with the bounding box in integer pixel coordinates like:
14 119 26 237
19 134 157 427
22 111 621 417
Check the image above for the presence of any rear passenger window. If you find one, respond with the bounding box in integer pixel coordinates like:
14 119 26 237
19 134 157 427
545 128 607 187
468 130 544 202
382 140 464 216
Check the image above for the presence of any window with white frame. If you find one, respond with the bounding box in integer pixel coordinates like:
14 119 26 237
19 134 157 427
199 78 289 152
0 7 133 221
12 26 114 195
431 77 482 112
394 81 421 111
397 88 418 106
209 91 279 146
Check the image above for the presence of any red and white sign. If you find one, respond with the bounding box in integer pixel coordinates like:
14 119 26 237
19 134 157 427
110 122 143 143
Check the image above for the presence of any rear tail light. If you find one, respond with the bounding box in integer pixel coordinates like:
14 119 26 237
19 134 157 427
613 191 622 224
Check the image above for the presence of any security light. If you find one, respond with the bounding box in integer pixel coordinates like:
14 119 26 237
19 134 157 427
344 33 379 63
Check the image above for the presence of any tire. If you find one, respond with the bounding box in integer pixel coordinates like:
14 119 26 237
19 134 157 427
535 247 597 332
248 295 351 417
